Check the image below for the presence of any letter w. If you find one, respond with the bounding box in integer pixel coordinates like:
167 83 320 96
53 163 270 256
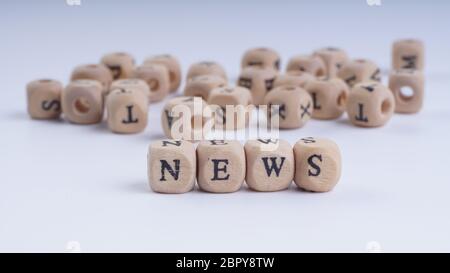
261 157 286 177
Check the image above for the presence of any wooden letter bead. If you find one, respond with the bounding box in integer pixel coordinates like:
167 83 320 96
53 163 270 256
286 55 326 77
161 96 210 141
186 61 227 82
346 82 395 127
207 86 253 130
109 79 150 98
237 67 277 105
100 52 135 80
337 59 381 88
245 139 294 192
241 47 281 71
62 80 104 124
148 140 196 194
106 88 149 134
26 79 63 119
392 39 425 71
70 64 113 93
263 86 313 129
388 69 424 114
304 77 349 120
133 64 170 103
293 137 341 192
313 47 349 78
144 54 182 92
196 140 245 193
183 74 227 101
273 71 315 89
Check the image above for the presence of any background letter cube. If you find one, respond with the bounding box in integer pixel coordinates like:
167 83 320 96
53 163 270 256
388 69 424 114
241 47 281 71
392 39 425 70
144 54 182 92
26 79 63 119
313 47 349 78
62 80 104 124
101 52 135 80
70 64 113 93
273 71 315 89
286 55 326 77
186 61 227 82
337 59 381 88
109 79 150 98
133 64 170 103
237 67 277 105
184 74 227 101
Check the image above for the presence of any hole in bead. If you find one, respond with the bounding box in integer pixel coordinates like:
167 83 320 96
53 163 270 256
148 79 159 92
169 71 176 83
337 91 347 107
74 97 90 114
316 69 325 77
381 99 391 115
399 86 414 102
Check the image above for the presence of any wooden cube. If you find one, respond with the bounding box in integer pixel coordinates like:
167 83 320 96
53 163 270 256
70 64 113 93
241 47 281 71
346 82 395 127
161 96 211 141
186 61 227 82
62 80 104 124
313 47 349 78
337 59 381 87
293 137 341 192
197 140 245 193
144 54 182 92
184 74 227 101
207 86 253 130
245 139 294 192
392 39 424 70
273 71 315 89
237 67 277 105
388 69 424 114
133 64 170 103
286 55 326 77
101 52 135 80
304 77 349 120
109 79 150 99
26 79 63 119
263 86 313 129
148 140 196 194
106 88 149 134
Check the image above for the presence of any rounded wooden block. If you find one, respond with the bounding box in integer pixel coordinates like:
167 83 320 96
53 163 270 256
304 77 349 120
388 69 424 114
161 96 211 141
273 71 315 89
106 88 149 134
207 86 253 130
183 74 227 101
70 64 113 93
337 59 381 88
144 54 182 92
101 52 135 80
148 140 196 194
241 47 281 71
263 85 313 129
197 140 245 193
26 79 63 119
245 139 294 192
237 67 277 105
133 64 170 103
293 137 341 192
186 61 227 82
346 82 395 127
313 47 349 78
286 55 326 77
392 39 425 71
109 79 150 99
62 80 104 124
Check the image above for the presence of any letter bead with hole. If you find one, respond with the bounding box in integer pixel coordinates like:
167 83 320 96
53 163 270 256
109 79 150 99
245 139 294 192
144 54 182 92
186 61 227 82
241 47 281 71
392 39 424 71
148 140 196 194
101 52 135 80
346 82 395 127
26 79 63 119
184 74 227 101
337 59 381 88
313 47 349 78
237 67 277 105
196 140 246 193
263 86 313 129
304 77 349 120
388 69 424 114
70 64 113 94
106 88 149 134
133 64 170 103
293 137 342 192
286 55 326 77
62 80 104 124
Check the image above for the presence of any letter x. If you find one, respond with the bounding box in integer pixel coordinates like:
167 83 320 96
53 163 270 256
300 102 311 118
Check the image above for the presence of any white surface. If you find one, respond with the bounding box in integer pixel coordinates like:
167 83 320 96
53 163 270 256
1 0 450 252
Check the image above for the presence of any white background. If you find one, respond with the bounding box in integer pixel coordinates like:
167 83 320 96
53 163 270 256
1 0 450 252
